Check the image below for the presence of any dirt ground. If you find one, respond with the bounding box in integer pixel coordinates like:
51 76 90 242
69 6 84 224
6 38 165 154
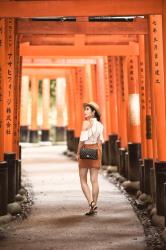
0 145 148 250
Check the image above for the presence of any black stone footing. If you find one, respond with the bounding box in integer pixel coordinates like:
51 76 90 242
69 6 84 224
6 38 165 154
140 163 145 193
125 152 129 179
0 161 8 216
20 125 29 142
4 153 16 203
19 145 22 159
164 183 166 227
29 130 38 143
16 159 21 194
119 148 127 177
102 141 109 165
67 130 75 151
150 167 156 203
74 137 79 154
155 161 166 216
108 134 118 166
115 140 121 168
144 158 153 195
128 143 141 181
55 126 66 142
41 129 49 141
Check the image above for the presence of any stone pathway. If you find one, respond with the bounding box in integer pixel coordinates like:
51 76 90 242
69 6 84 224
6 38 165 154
0 145 148 250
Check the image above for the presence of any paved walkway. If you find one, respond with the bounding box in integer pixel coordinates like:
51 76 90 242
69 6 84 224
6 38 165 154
0 145 148 250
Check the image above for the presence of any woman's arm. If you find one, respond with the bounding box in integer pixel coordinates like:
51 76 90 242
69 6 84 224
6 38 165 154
76 141 84 160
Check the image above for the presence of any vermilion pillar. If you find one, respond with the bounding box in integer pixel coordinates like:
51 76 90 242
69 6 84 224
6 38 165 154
127 56 141 181
91 64 97 102
127 56 141 144
0 18 5 160
55 77 67 142
103 56 111 165
84 64 93 102
13 34 21 160
29 75 38 143
41 78 50 141
96 58 107 140
3 18 16 153
138 35 147 159
66 70 76 152
107 56 119 166
121 57 128 149
149 15 166 216
20 75 29 142
74 67 84 152
96 57 108 164
145 36 154 160
149 15 166 161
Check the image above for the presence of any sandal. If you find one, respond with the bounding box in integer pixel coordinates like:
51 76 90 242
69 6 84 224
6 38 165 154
85 201 98 216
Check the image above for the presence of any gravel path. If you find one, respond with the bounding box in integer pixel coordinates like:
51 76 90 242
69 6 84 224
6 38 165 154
0 145 148 250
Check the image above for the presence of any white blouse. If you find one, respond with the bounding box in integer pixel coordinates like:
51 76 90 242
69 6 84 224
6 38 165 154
80 118 104 144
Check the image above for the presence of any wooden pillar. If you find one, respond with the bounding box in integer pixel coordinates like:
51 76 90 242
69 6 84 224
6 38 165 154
162 1 166 118
29 75 38 143
91 64 98 102
121 57 129 149
149 15 166 161
149 14 166 216
0 18 5 160
55 77 67 142
3 18 16 153
144 35 154 160
66 70 76 151
84 64 93 102
13 34 21 160
107 56 119 165
127 56 141 181
20 75 29 142
96 57 108 164
74 67 84 152
41 78 50 141
107 57 118 135
0 18 18 207
138 35 147 159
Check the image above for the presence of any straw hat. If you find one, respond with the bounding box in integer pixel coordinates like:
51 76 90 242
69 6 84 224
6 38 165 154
83 101 101 116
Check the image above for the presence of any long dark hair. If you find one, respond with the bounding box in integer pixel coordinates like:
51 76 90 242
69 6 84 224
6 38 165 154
88 105 101 122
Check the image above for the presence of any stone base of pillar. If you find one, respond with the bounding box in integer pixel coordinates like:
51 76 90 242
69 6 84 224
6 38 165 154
119 148 127 177
41 129 50 141
144 158 153 195
125 151 129 179
29 130 38 143
67 130 75 151
155 161 166 216
4 153 16 204
20 125 29 142
108 134 118 166
74 137 79 154
0 161 8 216
115 139 121 168
16 159 21 194
55 126 66 142
140 163 145 193
128 142 141 181
102 141 109 165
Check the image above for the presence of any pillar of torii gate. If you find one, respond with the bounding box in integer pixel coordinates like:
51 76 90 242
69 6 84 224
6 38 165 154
0 0 166 235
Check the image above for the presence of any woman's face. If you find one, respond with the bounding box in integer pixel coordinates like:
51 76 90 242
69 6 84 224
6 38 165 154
84 106 95 119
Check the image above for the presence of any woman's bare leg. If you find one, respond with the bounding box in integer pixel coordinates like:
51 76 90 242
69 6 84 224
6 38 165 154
89 168 99 205
79 168 92 204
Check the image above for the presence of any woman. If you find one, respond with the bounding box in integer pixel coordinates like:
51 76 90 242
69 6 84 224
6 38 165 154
77 101 104 216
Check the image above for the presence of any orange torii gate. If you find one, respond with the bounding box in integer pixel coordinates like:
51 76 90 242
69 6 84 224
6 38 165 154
0 0 166 223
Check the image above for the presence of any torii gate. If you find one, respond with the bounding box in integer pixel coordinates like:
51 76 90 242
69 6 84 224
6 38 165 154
0 0 166 219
